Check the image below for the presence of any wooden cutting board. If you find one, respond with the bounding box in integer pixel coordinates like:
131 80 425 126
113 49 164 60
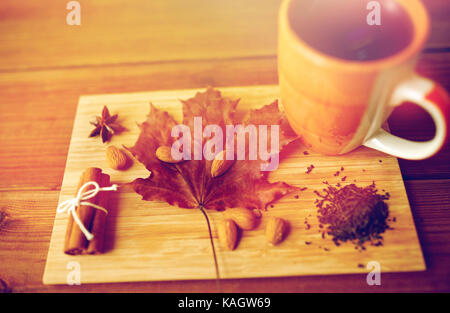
43 85 425 284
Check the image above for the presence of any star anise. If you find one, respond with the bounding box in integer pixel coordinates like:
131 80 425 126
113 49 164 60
89 106 125 143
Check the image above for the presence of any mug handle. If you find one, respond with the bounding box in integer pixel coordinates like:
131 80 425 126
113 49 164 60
363 74 449 160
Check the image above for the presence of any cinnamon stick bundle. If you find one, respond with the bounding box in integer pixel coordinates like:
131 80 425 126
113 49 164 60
64 167 111 255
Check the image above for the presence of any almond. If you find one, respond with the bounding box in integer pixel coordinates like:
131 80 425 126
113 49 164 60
156 146 182 163
265 217 287 245
224 208 257 230
106 145 130 170
211 150 234 177
218 219 238 250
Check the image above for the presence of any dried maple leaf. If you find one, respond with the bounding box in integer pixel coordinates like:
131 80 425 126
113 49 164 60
127 87 301 211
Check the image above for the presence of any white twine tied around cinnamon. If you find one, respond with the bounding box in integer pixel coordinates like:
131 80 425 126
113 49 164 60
57 181 118 240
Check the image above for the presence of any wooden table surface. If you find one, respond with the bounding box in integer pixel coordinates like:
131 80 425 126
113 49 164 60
0 0 449 293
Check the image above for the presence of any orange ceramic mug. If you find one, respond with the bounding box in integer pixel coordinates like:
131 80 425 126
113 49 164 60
278 0 449 159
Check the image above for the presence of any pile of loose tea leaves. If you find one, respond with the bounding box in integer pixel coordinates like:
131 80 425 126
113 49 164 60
314 182 391 249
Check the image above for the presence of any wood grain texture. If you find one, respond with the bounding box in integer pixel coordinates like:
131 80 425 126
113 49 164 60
42 85 424 284
0 0 449 292
0 57 277 191
1 53 449 191
1 181 448 292
0 0 279 71
0 0 448 72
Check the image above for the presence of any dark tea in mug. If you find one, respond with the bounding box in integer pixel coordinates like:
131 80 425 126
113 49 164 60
288 0 414 61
